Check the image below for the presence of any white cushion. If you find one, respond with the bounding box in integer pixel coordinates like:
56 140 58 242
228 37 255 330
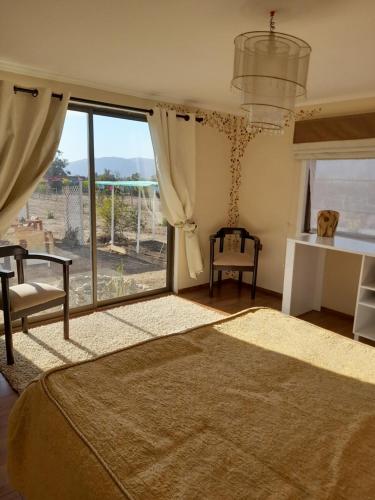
213 252 253 267
0 282 65 313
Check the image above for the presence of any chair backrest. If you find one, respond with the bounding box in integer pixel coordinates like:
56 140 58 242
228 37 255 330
213 227 257 254
0 245 28 284
0 245 28 259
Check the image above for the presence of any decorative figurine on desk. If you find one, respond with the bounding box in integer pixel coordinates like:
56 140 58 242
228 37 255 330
317 210 339 237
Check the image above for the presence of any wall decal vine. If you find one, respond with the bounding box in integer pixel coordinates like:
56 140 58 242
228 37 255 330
156 102 321 231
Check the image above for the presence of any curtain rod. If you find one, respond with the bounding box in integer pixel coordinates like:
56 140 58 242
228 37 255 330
13 86 203 122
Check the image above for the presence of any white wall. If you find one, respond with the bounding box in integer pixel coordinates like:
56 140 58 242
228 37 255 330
239 125 300 292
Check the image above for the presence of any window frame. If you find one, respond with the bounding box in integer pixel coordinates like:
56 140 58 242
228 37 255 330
294 139 375 241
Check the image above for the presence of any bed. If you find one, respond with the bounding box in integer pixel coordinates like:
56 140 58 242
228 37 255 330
7 307 375 499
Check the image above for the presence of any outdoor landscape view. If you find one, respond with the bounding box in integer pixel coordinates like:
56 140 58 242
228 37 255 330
1 110 168 309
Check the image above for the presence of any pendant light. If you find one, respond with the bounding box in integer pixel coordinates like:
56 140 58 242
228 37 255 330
231 11 311 132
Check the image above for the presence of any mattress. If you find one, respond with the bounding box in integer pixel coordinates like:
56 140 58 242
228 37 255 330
8 307 375 499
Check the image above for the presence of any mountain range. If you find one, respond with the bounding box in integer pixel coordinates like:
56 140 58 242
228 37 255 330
68 157 156 179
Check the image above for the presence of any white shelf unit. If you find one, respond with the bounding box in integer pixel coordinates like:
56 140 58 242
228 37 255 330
354 256 375 341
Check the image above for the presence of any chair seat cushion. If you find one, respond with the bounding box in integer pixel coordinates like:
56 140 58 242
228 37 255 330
213 252 253 267
0 282 66 313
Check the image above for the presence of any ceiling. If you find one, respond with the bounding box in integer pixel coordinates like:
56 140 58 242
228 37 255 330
0 0 374 112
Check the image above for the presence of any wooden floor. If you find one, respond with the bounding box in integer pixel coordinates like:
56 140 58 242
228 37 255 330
0 280 368 499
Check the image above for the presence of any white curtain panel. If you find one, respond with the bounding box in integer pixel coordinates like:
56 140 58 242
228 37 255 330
147 108 203 279
0 81 69 237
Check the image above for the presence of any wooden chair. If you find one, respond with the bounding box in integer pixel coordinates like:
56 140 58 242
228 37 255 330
209 227 261 298
0 245 72 365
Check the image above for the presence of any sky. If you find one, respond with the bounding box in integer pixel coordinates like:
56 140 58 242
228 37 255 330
59 109 155 163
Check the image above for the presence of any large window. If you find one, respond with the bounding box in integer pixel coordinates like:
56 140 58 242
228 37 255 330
0 105 171 314
306 159 375 238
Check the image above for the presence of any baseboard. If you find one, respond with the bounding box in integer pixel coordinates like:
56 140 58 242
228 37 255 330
177 281 228 294
249 284 282 298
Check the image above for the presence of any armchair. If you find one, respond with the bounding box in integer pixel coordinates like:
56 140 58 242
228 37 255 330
0 245 72 365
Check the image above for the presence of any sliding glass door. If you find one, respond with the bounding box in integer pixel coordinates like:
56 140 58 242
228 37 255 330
1 104 171 314
92 112 168 302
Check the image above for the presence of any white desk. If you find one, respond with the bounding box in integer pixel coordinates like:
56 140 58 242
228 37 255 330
282 234 375 341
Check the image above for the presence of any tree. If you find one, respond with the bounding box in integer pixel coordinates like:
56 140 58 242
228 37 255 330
127 172 140 181
97 194 144 240
46 149 70 178
96 169 119 181
125 172 141 197
45 150 70 192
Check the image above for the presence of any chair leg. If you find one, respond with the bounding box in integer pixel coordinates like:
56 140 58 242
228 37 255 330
63 264 70 340
4 310 14 365
218 271 222 284
22 317 28 333
251 271 257 300
238 271 243 288
63 301 69 340
209 266 214 297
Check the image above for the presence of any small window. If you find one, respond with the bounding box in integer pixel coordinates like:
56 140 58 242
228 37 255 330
305 159 375 238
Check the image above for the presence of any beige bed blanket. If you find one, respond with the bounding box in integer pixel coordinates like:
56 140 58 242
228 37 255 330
8 307 375 499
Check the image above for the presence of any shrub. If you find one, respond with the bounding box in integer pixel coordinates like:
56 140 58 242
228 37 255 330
97 195 145 237
62 226 79 247
35 183 47 194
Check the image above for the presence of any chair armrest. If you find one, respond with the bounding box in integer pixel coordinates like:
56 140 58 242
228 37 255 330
249 234 260 242
247 234 261 243
209 234 218 241
246 235 262 251
255 237 263 250
26 253 72 266
0 266 15 279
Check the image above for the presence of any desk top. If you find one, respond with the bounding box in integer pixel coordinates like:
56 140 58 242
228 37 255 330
289 233 375 258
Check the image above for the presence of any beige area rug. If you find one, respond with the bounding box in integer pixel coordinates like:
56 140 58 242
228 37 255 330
0 295 225 393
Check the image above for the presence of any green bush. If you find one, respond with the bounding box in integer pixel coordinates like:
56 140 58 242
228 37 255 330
62 226 79 247
97 195 145 237
35 183 47 194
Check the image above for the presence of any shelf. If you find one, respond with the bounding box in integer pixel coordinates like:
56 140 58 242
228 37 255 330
354 325 375 342
361 282 375 292
358 299 375 309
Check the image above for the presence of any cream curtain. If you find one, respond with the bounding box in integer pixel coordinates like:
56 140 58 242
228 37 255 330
147 108 203 279
0 81 69 237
